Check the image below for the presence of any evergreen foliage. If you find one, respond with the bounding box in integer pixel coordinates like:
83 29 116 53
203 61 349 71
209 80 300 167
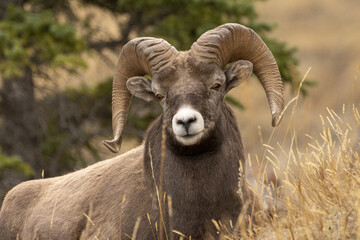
0 6 87 78
0 151 34 179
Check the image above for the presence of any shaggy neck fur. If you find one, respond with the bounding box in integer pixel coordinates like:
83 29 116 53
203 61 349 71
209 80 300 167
144 103 246 239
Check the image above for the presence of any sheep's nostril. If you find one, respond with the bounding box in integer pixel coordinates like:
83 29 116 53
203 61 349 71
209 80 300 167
188 117 196 123
177 120 185 125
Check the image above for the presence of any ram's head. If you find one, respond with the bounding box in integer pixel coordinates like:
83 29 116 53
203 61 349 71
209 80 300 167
104 24 284 153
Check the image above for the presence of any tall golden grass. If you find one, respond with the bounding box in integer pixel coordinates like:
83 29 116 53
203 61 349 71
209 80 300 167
230 69 360 239
234 103 359 240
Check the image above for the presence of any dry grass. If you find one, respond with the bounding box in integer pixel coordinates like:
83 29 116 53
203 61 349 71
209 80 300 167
228 64 360 239
237 103 360 240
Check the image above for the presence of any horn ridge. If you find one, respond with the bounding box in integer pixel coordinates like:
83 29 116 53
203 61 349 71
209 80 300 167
104 37 178 153
191 23 284 127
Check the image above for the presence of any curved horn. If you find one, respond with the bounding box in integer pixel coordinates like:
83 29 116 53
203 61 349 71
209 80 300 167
104 37 178 153
190 23 284 127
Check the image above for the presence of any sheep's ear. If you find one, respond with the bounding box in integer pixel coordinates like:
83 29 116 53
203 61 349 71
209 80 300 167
126 76 157 102
224 60 253 93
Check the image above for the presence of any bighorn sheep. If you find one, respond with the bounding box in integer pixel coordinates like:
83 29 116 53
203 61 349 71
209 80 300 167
0 23 284 239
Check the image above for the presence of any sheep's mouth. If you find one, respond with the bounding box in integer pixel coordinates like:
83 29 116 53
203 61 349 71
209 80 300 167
175 131 204 146
183 133 199 138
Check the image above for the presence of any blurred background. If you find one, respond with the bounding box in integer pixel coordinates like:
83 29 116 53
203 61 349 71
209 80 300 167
0 0 359 202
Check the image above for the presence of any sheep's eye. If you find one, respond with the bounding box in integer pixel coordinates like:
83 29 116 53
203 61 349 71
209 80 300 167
155 94 164 100
211 83 221 91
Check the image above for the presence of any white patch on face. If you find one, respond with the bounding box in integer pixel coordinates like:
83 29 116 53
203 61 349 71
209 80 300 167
172 106 205 146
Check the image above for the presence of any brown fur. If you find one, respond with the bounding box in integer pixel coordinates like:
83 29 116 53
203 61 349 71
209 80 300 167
0 147 152 239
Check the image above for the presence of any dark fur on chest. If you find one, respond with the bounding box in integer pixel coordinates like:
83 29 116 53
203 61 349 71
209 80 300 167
143 104 245 239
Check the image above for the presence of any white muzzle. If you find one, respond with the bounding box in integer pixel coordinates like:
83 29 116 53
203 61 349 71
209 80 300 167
172 106 205 145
